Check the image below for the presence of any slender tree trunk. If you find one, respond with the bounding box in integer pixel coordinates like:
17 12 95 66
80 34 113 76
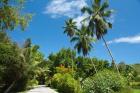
70 44 74 77
71 57 74 76
89 57 98 74
101 35 120 74
80 57 98 84
4 80 17 93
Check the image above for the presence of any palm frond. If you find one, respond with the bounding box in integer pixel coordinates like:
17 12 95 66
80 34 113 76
100 0 109 11
102 10 113 17
81 7 93 14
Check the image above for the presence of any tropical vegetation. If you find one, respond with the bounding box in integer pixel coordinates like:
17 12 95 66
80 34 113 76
0 0 140 93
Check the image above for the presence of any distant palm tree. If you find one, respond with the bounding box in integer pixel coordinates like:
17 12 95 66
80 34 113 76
64 18 77 37
63 18 77 75
70 25 94 56
81 0 119 73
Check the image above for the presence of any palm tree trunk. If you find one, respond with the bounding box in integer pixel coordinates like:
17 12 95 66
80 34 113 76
70 44 74 77
72 58 74 76
89 58 98 74
101 35 120 74
80 57 98 85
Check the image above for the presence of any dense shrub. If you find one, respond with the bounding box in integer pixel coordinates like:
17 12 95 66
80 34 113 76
83 69 127 93
50 73 82 93
26 79 38 89
55 66 72 74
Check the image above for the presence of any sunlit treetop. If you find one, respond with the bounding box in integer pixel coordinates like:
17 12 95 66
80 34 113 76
0 0 32 31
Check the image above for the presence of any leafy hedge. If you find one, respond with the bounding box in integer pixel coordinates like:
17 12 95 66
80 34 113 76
83 69 128 93
50 73 82 93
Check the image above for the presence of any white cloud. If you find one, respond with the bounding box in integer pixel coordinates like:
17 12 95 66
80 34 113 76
44 0 87 18
107 34 140 44
44 0 116 27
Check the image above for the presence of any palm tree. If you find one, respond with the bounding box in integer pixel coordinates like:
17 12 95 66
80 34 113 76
70 25 97 74
70 25 94 56
64 18 77 37
81 0 119 73
64 19 97 76
63 18 77 75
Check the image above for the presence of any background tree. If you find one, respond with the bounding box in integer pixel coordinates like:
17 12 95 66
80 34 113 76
118 62 137 82
76 56 110 83
0 32 28 93
0 0 31 32
47 48 76 75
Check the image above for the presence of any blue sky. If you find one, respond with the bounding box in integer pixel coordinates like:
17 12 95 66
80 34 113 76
8 0 140 64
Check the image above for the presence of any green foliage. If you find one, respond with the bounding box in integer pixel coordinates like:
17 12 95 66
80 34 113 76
132 64 140 76
70 25 95 56
64 18 77 37
132 89 140 93
134 76 140 82
0 0 32 31
0 38 28 92
0 33 49 92
48 48 76 67
75 57 110 81
130 82 140 89
27 79 38 89
81 0 113 40
83 69 127 93
47 48 76 76
0 31 10 43
118 62 138 81
55 67 72 74
51 73 82 93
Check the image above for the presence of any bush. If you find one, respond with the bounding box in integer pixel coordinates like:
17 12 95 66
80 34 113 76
50 73 82 93
26 79 38 89
45 76 52 87
55 67 72 74
83 69 128 93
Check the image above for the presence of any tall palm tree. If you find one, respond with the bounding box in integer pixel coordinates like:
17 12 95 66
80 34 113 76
63 18 77 75
64 19 97 75
81 0 119 73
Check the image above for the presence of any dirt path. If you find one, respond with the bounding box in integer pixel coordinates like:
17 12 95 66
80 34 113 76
27 85 58 93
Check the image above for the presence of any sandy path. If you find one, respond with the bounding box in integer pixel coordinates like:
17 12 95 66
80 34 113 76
27 85 58 93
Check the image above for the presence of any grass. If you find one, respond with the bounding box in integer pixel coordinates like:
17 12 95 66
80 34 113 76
133 89 140 93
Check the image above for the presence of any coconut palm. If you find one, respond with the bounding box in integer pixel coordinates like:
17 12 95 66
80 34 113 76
64 18 78 75
70 25 94 56
64 19 97 76
81 0 119 73
70 25 98 75
64 18 77 37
